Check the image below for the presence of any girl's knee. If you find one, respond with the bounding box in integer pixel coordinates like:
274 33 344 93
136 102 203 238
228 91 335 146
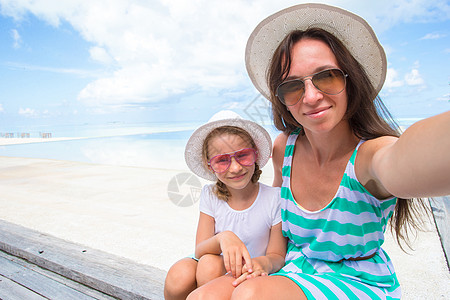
196 254 225 285
197 254 223 267
164 258 197 299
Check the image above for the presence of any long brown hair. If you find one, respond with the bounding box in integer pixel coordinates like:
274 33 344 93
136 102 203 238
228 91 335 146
202 126 262 201
267 28 428 250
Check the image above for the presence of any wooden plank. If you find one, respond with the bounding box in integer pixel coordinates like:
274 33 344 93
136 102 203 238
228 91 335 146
0 219 166 299
0 250 115 300
0 274 46 300
429 196 450 270
0 251 101 299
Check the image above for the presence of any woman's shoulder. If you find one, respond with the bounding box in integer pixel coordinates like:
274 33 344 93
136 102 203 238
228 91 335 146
273 132 289 147
357 136 399 159
272 132 289 164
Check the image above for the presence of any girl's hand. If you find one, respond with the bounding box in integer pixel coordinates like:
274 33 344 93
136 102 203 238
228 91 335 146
218 231 253 278
232 261 268 287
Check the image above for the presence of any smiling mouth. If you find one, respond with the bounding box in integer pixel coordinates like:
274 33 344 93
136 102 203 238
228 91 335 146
304 106 331 116
229 173 246 180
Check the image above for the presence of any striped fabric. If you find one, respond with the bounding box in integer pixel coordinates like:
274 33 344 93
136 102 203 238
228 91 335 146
272 128 401 299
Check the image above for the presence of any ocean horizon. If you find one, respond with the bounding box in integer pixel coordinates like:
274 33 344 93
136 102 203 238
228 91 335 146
0 117 423 169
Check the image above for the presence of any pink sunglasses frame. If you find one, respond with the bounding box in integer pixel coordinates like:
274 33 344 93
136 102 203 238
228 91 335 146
207 148 258 173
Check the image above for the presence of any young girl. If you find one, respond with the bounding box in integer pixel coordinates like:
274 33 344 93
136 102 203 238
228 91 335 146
164 110 286 300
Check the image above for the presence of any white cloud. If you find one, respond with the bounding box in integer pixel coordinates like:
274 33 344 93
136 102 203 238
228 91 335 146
420 33 446 40
5 62 104 78
0 104 4 112
1 0 449 111
385 60 426 90
436 94 450 102
18 107 38 117
11 29 21 48
405 69 424 86
385 68 403 88
89 46 114 64
0 0 269 109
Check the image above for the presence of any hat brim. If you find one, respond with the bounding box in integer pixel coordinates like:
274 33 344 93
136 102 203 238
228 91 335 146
245 3 386 100
185 118 272 181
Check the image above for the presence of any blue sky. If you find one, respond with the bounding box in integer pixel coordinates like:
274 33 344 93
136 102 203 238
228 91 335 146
0 0 449 132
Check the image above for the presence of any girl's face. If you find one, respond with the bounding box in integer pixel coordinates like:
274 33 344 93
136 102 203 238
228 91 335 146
207 133 256 191
284 38 348 134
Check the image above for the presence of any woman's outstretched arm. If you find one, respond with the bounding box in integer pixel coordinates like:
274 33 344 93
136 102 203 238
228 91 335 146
362 110 450 199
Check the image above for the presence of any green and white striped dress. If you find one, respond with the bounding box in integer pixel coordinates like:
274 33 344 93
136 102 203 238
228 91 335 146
273 128 401 299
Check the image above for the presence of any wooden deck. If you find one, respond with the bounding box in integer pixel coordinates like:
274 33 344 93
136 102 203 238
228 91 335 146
0 220 166 299
430 196 450 269
0 250 115 299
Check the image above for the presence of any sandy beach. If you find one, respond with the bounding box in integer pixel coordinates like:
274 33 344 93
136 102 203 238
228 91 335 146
0 138 448 298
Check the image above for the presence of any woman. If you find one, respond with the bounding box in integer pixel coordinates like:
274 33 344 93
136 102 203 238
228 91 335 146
228 3 450 299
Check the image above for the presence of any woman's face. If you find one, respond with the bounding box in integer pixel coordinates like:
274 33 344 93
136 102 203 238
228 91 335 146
283 38 348 134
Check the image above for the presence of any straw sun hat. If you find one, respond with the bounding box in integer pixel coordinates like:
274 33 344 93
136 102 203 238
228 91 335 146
245 3 387 100
185 110 272 181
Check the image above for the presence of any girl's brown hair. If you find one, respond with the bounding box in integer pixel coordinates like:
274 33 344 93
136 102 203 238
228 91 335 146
267 28 428 250
202 126 262 201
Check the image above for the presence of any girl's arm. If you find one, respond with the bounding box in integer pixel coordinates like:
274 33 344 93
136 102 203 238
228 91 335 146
232 222 287 286
272 133 288 187
194 212 253 278
358 111 450 199
194 212 217 258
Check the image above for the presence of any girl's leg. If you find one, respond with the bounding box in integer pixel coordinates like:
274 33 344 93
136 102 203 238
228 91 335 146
231 275 307 300
196 254 226 286
164 257 198 300
187 274 235 300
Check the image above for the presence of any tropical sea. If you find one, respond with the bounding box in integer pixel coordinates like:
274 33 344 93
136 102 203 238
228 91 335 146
0 117 421 169
0 122 200 170
0 120 283 171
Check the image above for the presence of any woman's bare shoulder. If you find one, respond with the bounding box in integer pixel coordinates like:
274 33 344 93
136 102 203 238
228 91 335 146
273 132 289 148
273 132 289 157
358 136 398 158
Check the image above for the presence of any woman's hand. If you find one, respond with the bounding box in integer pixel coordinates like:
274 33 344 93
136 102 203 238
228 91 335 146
218 231 253 279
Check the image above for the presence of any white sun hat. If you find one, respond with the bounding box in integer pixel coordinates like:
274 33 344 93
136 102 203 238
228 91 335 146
245 3 387 100
185 110 272 181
